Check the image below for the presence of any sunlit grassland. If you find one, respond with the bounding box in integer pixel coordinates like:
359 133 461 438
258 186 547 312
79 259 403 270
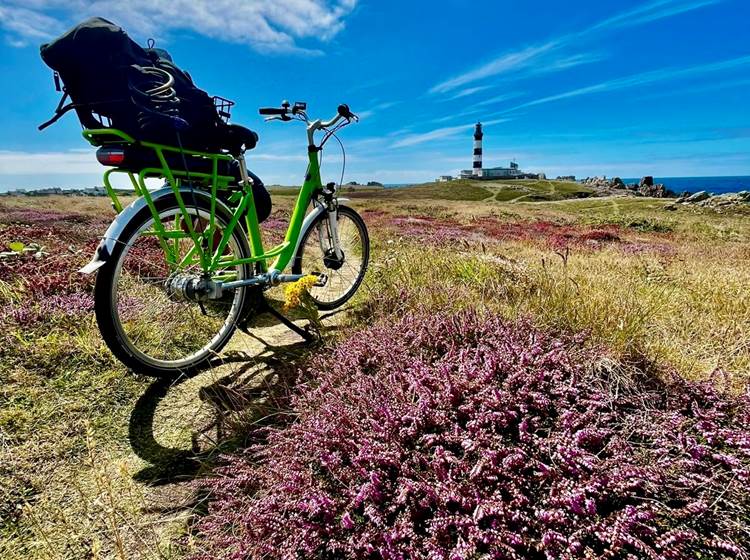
350 193 749 383
359 238 750 382
0 289 192 558
1 183 748 558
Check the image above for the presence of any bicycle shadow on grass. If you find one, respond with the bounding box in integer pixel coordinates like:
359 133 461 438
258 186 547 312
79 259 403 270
126 318 322 489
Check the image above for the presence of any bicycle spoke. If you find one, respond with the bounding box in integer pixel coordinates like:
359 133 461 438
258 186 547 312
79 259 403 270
297 210 368 307
111 207 246 366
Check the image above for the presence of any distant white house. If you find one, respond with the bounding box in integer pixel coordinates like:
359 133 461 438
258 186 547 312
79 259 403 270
436 175 453 182
460 161 525 179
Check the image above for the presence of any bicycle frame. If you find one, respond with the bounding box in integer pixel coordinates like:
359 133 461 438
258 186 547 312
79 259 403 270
81 128 329 279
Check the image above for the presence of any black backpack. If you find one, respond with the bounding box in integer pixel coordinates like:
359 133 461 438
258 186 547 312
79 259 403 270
39 17 233 153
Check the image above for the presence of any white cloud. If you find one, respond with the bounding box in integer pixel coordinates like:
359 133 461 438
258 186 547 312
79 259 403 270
589 0 722 31
507 54 750 111
0 0 357 54
430 42 561 94
249 153 308 162
0 5 63 42
476 92 523 107
392 117 511 148
429 0 724 94
428 108 482 124
391 123 470 148
543 52 605 72
0 149 100 174
635 77 750 100
357 101 400 120
443 85 494 101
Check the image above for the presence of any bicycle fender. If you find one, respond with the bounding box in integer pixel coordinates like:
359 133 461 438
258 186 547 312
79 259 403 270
292 199 351 259
79 187 225 274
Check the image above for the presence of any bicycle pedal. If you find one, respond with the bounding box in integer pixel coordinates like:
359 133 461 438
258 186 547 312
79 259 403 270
313 273 328 287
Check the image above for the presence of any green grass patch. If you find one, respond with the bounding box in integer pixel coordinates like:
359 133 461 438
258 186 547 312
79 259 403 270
494 189 526 202
585 214 676 233
348 181 492 201
487 179 595 202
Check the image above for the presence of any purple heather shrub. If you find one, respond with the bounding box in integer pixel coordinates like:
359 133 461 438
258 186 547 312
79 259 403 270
387 216 467 245
39 292 94 317
0 292 94 327
194 312 750 560
0 205 107 227
381 215 671 253
0 220 100 299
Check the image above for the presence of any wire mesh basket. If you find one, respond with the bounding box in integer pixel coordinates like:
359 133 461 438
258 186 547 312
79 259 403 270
213 96 235 123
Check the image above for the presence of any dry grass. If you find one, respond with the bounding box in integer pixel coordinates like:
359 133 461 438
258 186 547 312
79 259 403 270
354 197 750 385
1 184 749 557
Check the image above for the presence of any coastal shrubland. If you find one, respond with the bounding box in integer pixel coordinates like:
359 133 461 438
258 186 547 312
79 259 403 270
1 182 749 558
194 312 750 559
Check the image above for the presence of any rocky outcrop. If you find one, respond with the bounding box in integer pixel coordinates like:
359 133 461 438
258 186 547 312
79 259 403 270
666 190 750 212
580 176 674 198
683 191 710 203
638 183 669 198
580 177 610 189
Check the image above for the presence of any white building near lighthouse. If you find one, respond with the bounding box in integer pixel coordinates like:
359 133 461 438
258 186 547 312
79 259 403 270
459 121 533 179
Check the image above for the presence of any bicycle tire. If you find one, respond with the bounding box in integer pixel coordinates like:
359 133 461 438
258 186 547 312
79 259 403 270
94 194 252 377
291 205 369 310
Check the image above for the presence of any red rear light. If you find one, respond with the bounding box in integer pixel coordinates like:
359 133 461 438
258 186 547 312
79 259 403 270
96 147 126 166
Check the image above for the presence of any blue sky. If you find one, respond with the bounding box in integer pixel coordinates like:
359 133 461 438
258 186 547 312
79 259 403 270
0 0 748 189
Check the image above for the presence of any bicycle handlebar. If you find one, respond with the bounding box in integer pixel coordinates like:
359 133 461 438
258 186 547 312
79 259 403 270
337 104 355 120
259 107 287 116
258 101 357 124
259 101 358 146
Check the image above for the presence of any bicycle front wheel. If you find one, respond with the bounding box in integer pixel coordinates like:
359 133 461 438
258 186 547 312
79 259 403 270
94 195 251 377
292 205 369 310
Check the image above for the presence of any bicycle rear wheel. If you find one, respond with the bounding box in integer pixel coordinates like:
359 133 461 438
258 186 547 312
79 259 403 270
94 195 251 377
291 205 369 310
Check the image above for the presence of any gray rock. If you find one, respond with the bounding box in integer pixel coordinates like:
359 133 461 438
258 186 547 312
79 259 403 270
638 183 670 198
685 190 710 203
640 176 654 188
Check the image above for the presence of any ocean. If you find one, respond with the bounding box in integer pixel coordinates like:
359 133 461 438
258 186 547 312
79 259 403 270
620 176 750 195
3 176 750 195
386 176 750 195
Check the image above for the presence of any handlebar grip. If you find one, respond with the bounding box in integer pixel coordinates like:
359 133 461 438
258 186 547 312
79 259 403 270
259 107 286 115
337 104 354 119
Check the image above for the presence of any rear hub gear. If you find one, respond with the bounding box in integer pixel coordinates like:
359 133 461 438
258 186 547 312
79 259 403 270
164 272 221 302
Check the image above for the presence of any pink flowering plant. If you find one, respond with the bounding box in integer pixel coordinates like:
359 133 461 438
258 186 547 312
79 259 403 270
194 312 750 559
0 205 106 327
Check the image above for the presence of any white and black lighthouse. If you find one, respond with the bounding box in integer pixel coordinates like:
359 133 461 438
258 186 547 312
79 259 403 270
472 122 483 177
457 123 530 180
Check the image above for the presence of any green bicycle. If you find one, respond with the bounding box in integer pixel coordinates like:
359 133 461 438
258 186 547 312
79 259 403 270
80 101 369 377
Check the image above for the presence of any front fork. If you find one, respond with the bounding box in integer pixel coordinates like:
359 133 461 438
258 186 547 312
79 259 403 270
316 184 344 261
327 209 344 260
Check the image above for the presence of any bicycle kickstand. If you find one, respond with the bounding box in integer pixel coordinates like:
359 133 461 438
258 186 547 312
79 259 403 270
239 296 317 343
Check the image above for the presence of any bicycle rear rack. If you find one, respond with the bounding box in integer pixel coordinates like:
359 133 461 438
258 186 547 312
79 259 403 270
82 128 235 213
